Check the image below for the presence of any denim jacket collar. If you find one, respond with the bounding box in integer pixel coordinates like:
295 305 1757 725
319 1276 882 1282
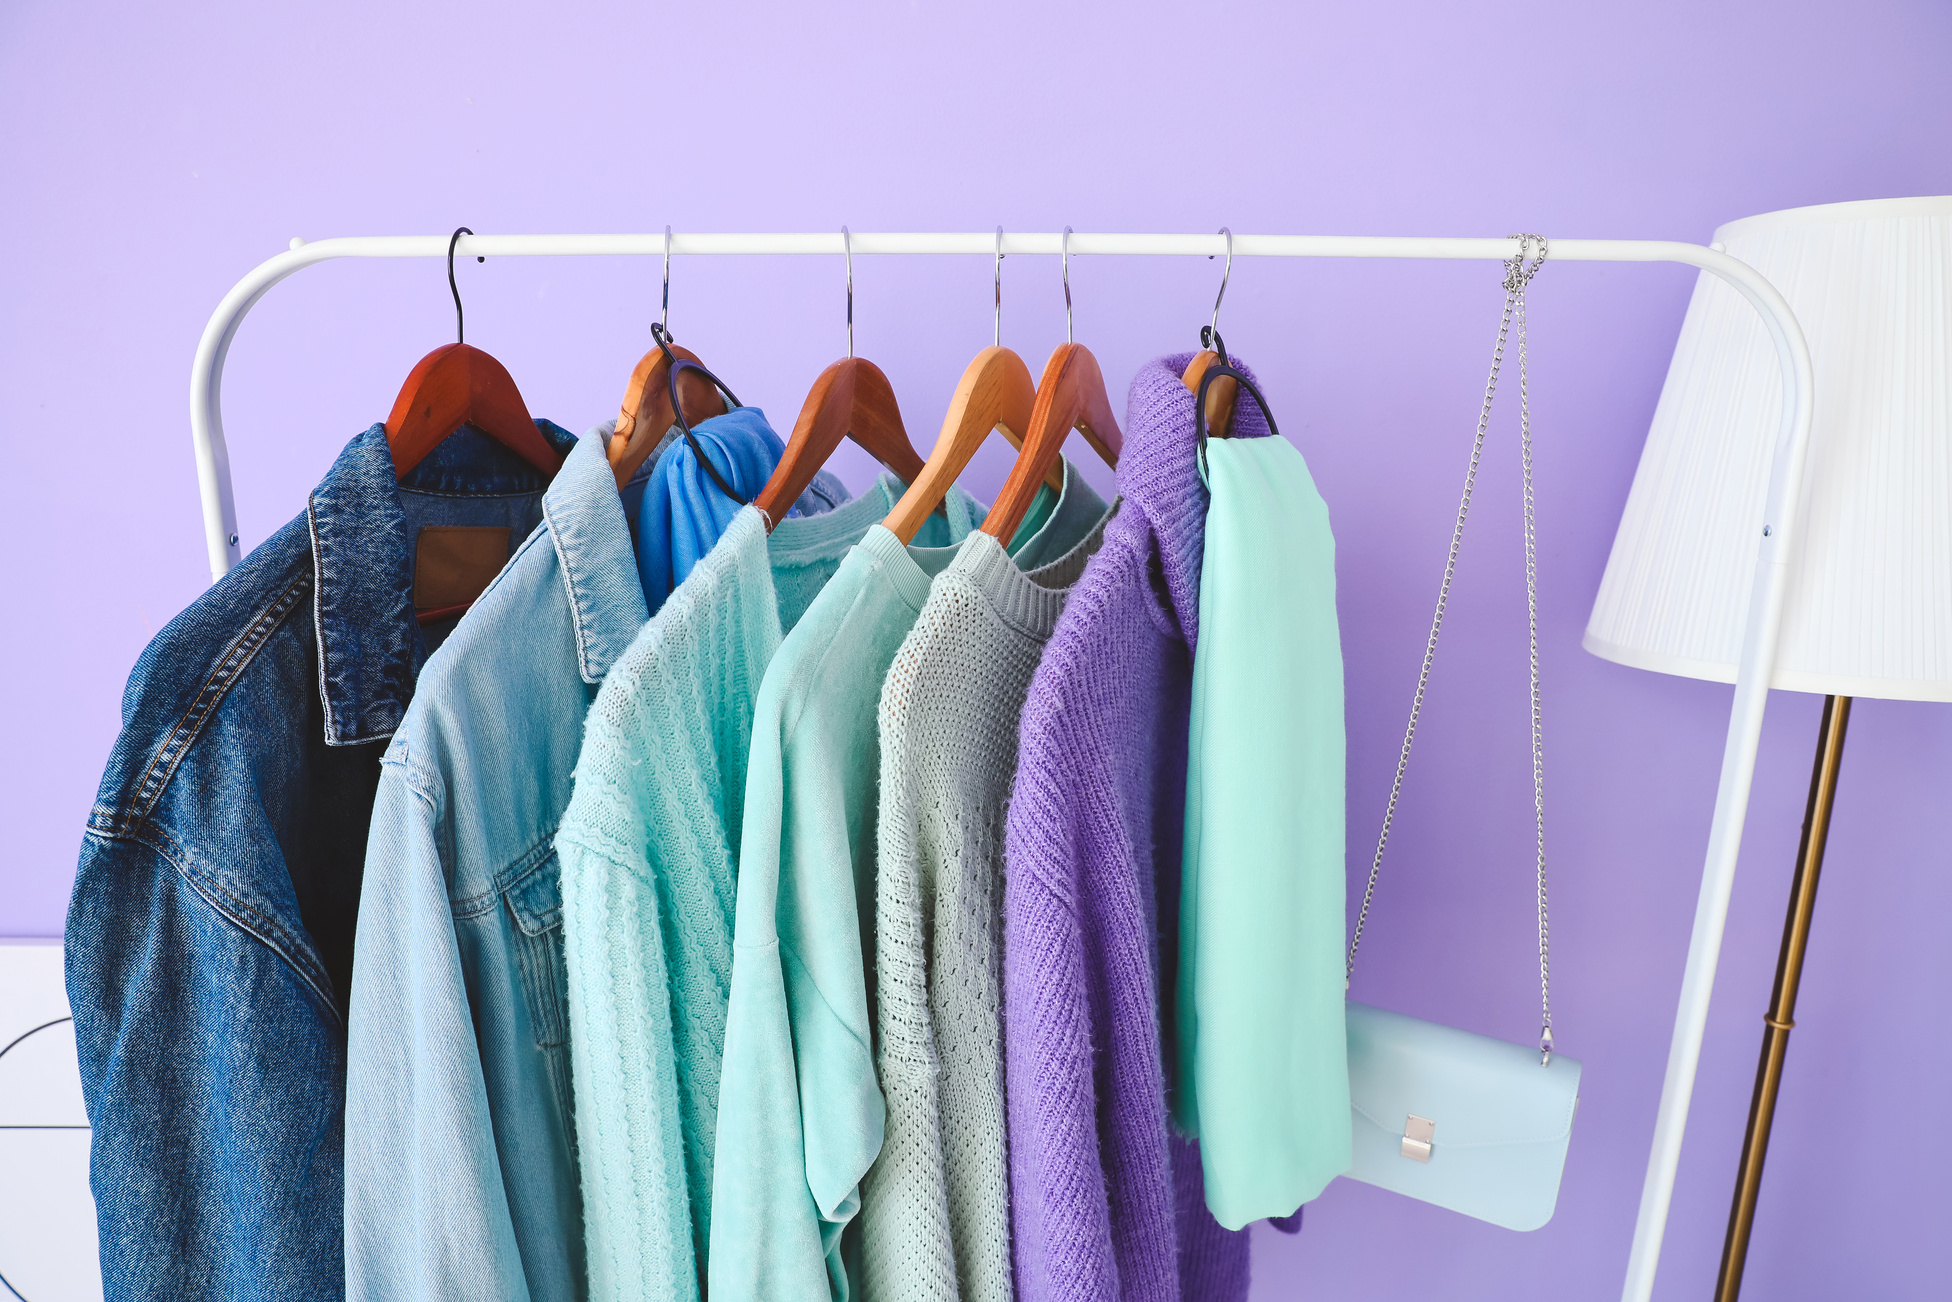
308 426 420 746
545 429 648 684
307 421 584 744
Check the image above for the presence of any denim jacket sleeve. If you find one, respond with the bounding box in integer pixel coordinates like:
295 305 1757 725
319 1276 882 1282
344 743 531 1302
68 827 352 1301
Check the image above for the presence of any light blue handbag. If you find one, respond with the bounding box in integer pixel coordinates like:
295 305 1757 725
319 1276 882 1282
1341 238 1580 1233
1345 1004 1580 1231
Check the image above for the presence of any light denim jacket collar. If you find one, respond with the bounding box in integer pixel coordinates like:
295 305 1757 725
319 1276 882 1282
306 421 582 745
545 428 649 684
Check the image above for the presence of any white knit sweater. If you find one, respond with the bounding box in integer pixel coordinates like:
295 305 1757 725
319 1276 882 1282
863 508 1111 1302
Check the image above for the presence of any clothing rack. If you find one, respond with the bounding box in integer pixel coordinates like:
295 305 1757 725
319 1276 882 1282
186 230 1814 1302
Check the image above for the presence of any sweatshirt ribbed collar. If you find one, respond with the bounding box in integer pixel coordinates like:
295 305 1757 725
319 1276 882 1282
1118 352 1271 649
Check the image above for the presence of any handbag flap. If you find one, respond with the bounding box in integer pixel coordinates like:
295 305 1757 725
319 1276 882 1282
1347 1002 1580 1149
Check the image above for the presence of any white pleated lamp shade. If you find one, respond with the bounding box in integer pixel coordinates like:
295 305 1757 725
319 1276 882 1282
1586 196 1952 701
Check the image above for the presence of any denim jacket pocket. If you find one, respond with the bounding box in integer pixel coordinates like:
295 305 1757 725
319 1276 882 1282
504 858 570 1052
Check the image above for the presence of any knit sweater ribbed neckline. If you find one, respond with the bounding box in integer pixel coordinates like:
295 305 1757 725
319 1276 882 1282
952 510 1114 640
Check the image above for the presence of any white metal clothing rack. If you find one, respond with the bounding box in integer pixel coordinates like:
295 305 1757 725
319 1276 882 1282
188 231 1814 1302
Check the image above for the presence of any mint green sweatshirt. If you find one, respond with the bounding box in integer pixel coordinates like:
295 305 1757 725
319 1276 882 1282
711 463 1103 1302
557 476 986 1302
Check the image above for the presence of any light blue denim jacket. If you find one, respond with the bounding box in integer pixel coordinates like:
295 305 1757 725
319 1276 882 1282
345 429 648 1302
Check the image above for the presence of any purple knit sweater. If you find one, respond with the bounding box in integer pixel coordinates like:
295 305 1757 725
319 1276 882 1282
1003 354 1272 1302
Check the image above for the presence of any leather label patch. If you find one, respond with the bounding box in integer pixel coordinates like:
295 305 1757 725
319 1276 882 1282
414 526 510 612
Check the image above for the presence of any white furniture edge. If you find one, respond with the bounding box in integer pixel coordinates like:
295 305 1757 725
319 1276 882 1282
186 230 1815 1302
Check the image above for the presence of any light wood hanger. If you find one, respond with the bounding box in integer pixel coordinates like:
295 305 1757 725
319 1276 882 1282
753 229 927 528
1180 228 1239 437
609 226 730 488
1181 347 1237 439
881 345 1054 543
981 342 1121 548
981 229 1122 548
882 228 1059 543
385 229 564 479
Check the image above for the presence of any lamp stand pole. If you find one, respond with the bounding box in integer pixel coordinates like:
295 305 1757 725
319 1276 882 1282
1715 693 1852 1300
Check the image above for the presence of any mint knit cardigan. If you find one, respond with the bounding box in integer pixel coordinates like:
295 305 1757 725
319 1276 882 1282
1003 354 1272 1302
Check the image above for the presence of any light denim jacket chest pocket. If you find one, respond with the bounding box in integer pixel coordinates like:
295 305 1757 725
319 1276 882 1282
347 429 649 1302
503 849 572 1048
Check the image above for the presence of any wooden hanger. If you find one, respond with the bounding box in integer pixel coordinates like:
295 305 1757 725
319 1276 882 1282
752 230 928 528
386 229 564 481
755 357 925 527
981 229 1122 548
608 227 730 488
385 343 564 478
881 229 1059 544
1181 228 1239 438
1181 346 1238 439
387 230 565 626
881 345 1058 543
981 341 1121 548
608 337 728 487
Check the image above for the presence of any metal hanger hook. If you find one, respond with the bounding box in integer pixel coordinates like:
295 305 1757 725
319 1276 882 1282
448 227 481 345
1062 226 1074 345
994 225 1004 348
1207 226 1232 341
842 225 854 359
661 225 673 336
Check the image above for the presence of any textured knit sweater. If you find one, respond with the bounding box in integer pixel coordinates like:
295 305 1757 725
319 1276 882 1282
711 465 1099 1302
559 476 950 1302
1003 355 1273 1302
863 498 1111 1302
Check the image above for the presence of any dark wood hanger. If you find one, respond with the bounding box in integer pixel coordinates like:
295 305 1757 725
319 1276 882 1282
384 343 564 479
881 345 1059 543
752 357 926 528
387 229 565 626
980 342 1121 548
386 231 563 479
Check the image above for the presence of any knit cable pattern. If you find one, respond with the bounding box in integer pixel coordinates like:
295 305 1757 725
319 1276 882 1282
558 508 782 1302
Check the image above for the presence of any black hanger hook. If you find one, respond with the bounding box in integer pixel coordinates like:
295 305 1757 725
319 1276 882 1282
648 322 749 505
448 227 481 345
1200 325 1230 366
1194 352 1277 477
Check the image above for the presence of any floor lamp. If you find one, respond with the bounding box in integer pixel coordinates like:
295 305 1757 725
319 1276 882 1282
1583 196 1952 1299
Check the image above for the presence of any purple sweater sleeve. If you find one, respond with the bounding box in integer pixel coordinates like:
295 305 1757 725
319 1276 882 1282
1005 541 1178 1302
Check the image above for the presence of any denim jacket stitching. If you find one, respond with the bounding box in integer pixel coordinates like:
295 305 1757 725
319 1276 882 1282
309 494 349 747
543 503 603 685
127 574 312 822
449 825 561 920
88 817 344 1026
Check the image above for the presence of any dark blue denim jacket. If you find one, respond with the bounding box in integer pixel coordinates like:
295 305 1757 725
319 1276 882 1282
66 420 578 1301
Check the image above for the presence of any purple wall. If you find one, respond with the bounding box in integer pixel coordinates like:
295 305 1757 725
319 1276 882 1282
4 1 1948 1297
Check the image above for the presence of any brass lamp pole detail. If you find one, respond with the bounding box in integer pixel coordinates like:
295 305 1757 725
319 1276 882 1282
1715 694 1851 1300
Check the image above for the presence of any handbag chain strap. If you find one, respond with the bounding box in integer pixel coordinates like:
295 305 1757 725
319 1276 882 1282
1345 234 1556 1066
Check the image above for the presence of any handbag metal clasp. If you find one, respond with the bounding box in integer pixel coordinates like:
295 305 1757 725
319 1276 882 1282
1401 1115 1435 1163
